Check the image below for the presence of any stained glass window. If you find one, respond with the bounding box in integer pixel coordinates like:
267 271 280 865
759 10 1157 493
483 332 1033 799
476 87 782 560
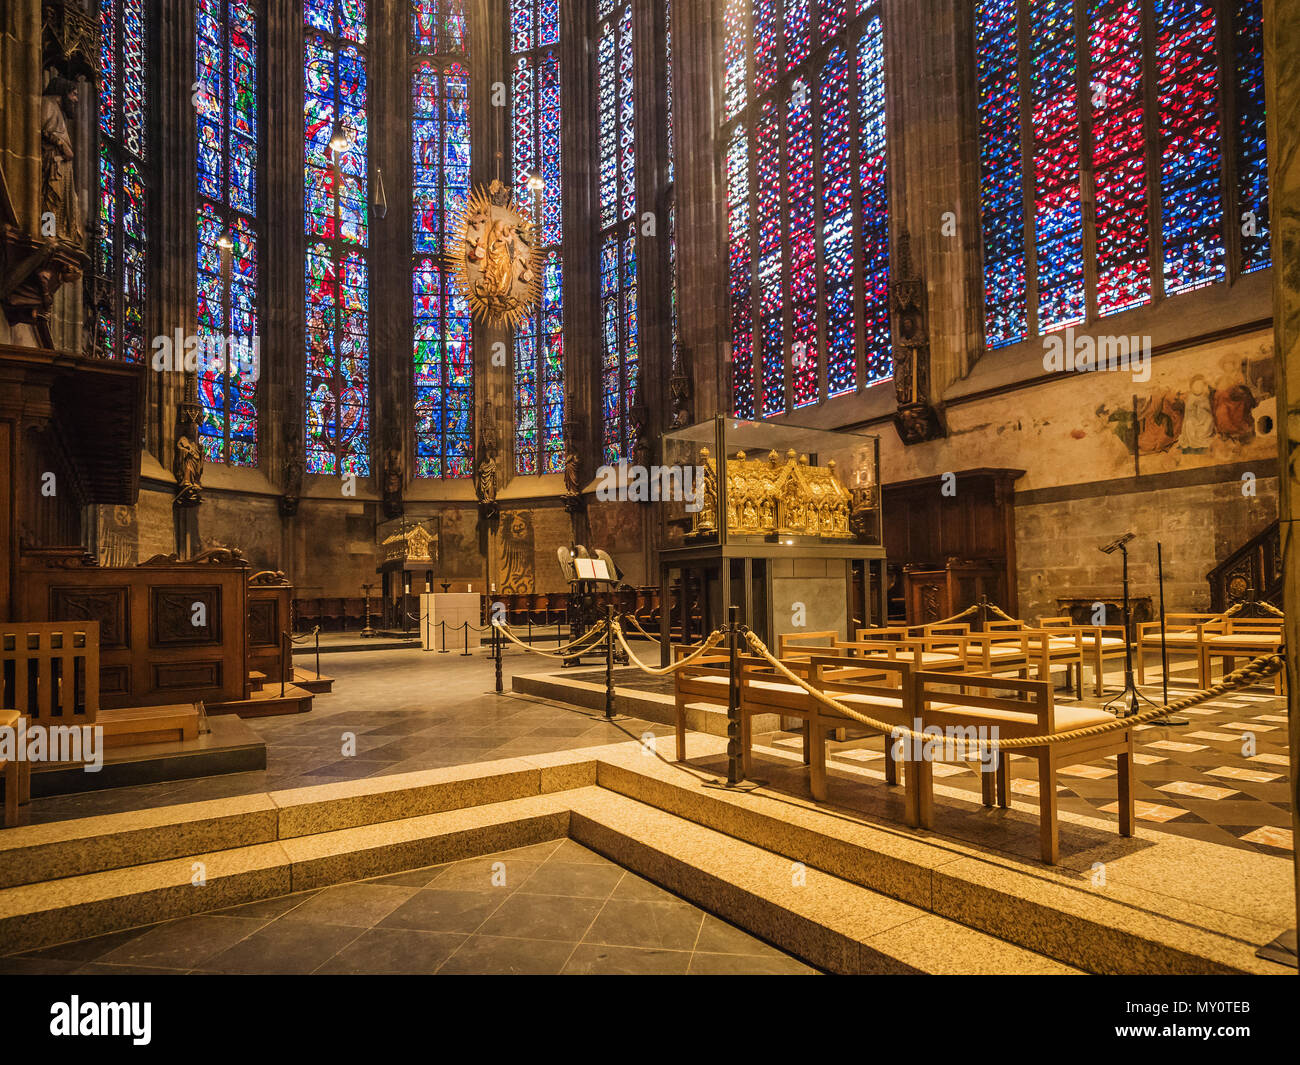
974 0 1270 345
727 128 754 418
975 0 1026 346
412 6 472 479
724 1 892 415
1155 0 1225 296
1233 0 1268 273
195 0 259 467
96 0 147 363
304 0 370 476
856 20 890 387
511 0 564 475
598 2 638 463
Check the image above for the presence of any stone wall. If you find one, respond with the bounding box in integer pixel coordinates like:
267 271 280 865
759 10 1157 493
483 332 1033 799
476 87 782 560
1015 475 1278 621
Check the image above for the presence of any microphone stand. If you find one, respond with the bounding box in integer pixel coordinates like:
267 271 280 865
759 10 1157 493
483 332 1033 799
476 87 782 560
1102 539 1141 719
1152 541 1188 725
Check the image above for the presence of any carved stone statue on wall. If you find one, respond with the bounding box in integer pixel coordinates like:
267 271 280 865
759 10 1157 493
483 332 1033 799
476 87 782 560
40 76 84 248
173 418 204 508
280 424 304 518
562 411 583 514
475 418 499 520
382 424 404 520
669 346 693 429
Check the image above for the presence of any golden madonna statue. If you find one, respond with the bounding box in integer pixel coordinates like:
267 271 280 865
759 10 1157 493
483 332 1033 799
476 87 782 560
447 179 541 328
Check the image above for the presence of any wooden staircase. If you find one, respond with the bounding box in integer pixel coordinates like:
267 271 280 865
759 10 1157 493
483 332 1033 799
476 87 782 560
1207 519 1281 611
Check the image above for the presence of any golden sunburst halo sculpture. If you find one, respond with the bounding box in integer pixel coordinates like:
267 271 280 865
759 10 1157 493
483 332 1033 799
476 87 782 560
447 179 541 328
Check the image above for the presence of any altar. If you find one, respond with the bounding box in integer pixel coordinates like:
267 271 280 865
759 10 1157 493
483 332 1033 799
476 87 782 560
419 593 482 652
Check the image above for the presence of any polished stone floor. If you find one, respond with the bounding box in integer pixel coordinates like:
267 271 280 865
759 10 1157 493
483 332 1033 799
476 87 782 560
29 642 672 824
0 840 818 975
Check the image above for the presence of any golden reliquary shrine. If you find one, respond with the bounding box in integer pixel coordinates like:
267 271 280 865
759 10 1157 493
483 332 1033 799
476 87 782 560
693 447 853 540
381 520 439 564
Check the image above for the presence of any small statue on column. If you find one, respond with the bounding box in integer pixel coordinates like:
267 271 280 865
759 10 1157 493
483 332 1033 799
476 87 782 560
382 423 404 519
562 407 583 514
173 406 204 507
280 424 304 517
40 76 84 248
475 415 499 521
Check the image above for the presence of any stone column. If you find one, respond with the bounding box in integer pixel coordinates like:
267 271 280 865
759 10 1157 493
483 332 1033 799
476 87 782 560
881 0 984 401
1264 0 1300 948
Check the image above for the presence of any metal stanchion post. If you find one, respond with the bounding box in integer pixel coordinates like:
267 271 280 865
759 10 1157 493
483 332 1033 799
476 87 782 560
439 620 449 654
314 629 320 684
494 621 503 694
280 632 288 697
605 601 616 719
726 605 742 785
461 621 471 657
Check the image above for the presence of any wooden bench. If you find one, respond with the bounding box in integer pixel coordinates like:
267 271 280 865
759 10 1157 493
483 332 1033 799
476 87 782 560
911 669 1134 863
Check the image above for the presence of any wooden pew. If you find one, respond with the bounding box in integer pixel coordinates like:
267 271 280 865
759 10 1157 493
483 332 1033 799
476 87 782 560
911 669 1134 864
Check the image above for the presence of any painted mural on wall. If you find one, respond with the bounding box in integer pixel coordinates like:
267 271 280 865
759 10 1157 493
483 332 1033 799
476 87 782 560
500 510 536 594
875 329 1277 493
1095 349 1275 460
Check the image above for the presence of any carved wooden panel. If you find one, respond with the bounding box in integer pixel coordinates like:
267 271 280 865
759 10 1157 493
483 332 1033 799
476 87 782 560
99 664 131 696
248 599 278 648
150 586 222 646
153 661 222 691
49 586 129 648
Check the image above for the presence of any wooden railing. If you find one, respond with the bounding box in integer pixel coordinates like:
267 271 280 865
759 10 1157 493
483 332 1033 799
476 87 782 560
0 621 99 725
1207 519 1281 612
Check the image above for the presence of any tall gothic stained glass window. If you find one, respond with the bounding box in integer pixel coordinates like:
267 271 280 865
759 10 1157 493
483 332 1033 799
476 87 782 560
511 0 564 475
723 0 891 417
598 0 638 463
304 0 370 475
412 1 472 478
195 0 259 466
973 0 1271 348
97 0 147 363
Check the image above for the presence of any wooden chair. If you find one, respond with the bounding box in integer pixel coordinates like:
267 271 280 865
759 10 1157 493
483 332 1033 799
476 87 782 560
1196 616 1284 691
911 669 1134 864
0 709 28 828
1135 613 1221 684
1038 616 1129 696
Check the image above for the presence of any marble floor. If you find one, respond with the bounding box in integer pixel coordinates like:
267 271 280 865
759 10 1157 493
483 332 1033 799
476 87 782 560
0 840 818 976
29 642 673 824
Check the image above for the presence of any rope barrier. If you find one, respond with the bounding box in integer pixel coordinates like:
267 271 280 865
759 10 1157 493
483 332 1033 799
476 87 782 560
1225 599 1284 618
493 619 609 659
287 626 321 644
622 611 668 645
740 628 1283 749
610 620 726 676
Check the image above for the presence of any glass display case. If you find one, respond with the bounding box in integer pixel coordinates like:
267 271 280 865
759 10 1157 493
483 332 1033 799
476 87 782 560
660 417 881 551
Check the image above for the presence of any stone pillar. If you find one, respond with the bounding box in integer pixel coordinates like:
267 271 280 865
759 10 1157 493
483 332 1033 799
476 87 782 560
1264 0 1300 948
881 0 984 401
